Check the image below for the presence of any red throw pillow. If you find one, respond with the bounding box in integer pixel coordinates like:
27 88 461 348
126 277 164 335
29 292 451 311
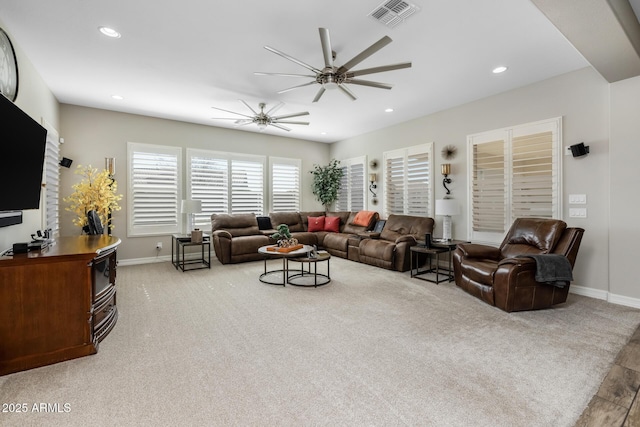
353 210 376 227
307 216 325 232
324 216 340 232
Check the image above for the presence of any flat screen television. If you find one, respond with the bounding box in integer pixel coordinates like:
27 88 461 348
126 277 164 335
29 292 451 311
0 94 47 212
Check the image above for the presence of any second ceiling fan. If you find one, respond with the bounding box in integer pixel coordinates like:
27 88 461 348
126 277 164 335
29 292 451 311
255 28 412 102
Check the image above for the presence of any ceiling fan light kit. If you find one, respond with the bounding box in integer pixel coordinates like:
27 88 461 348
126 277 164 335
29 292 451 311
256 27 412 102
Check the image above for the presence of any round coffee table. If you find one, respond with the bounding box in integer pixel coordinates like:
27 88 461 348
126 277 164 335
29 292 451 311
258 245 312 286
286 251 331 287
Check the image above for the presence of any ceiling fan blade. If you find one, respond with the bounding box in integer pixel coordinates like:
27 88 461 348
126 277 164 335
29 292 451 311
254 72 316 78
277 81 317 94
338 84 357 101
337 36 392 74
347 62 412 77
265 102 285 116
319 27 334 68
264 45 322 74
240 100 258 115
270 123 291 131
235 121 254 127
347 79 393 90
272 111 309 120
312 87 326 103
273 120 310 125
211 117 250 120
211 106 253 118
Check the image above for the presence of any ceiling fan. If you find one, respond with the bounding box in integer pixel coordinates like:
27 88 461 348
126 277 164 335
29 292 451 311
211 100 309 132
255 27 412 102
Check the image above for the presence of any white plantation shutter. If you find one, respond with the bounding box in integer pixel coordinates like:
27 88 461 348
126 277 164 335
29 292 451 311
335 156 366 211
42 123 60 236
231 159 264 214
511 131 556 219
468 117 561 243
128 142 181 236
188 152 229 230
406 151 431 216
472 136 507 235
384 143 433 216
187 149 265 228
270 157 301 212
336 166 349 211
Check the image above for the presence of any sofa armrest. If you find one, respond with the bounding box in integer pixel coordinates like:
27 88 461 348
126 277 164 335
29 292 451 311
457 243 501 260
395 235 417 245
212 230 232 240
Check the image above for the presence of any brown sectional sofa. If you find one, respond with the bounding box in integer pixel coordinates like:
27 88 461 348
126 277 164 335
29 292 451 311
211 211 434 272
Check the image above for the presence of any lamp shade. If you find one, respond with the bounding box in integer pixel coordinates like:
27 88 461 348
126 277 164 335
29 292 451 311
435 199 459 216
181 199 202 214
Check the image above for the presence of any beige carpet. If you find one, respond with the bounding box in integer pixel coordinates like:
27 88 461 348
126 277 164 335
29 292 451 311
2 257 640 426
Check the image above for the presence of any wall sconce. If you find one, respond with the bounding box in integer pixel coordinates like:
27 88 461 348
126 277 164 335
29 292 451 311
105 157 116 176
369 173 377 198
441 163 452 195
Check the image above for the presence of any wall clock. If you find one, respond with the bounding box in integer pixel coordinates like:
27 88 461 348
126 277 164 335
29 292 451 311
0 28 19 102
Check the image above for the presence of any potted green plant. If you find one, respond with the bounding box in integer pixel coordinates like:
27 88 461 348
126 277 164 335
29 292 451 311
310 159 344 209
271 224 298 247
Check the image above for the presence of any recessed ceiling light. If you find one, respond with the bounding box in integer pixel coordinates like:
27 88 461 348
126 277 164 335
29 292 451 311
492 66 508 74
385 108 394 113
99 26 121 38
111 95 124 100
321 132 327 135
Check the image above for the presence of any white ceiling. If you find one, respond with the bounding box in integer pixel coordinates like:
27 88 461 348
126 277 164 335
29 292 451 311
1 0 592 143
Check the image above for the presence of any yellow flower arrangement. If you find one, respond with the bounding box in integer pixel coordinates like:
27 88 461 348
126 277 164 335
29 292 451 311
64 165 122 231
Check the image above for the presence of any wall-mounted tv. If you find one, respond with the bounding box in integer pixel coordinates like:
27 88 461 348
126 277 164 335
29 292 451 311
0 94 47 212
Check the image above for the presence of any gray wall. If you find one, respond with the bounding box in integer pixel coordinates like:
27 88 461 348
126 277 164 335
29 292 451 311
330 67 610 296
0 19 60 251
59 105 329 261
610 75 640 301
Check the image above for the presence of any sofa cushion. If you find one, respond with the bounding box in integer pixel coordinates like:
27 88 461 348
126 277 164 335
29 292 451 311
211 213 260 237
269 212 304 232
380 214 433 242
324 216 340 232
353 210 377 226
323 232 350 252
326 211 351 232
501 218 567 258
300 211 326 231
307 216 325 232
256 216 273 230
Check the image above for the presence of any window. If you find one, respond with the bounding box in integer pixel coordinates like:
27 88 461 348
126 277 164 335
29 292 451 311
270 157 301 212
468 117 562 243
42 121 60 237
187 149 265 228
383 143 433 217
336 156 366 211
128 142 182 236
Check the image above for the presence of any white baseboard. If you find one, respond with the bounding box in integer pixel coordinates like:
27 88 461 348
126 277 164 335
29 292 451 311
570 285 608 300
118 253 206 267
570 285 640 309
118 255 171 266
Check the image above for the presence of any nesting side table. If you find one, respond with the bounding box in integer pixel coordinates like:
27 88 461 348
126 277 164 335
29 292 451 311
172 234 211 272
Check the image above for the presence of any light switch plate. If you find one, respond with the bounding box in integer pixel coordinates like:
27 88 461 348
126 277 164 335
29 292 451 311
569 194 587 204
569 208 587 218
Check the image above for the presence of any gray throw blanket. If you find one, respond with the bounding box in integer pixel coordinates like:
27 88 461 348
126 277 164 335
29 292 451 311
517 254 573 288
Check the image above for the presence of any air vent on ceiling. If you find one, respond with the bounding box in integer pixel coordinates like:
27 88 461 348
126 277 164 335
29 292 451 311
368 0 420 28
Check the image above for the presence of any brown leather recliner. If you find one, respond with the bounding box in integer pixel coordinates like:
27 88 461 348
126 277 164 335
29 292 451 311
452 218 585 312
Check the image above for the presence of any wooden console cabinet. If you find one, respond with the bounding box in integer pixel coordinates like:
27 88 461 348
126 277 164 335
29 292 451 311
0 235 121 376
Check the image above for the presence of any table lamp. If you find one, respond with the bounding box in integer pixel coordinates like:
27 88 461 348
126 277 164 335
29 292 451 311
181 199 202 232
435 198 459 241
